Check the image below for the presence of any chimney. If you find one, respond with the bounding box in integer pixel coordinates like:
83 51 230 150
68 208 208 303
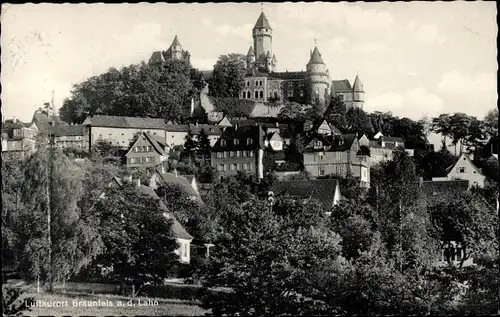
136 178 141 188
419 177 423 187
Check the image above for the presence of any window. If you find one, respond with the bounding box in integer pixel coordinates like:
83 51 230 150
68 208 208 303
218 164 224 171
183 243 188 257
319 167 325 176
231 164 237 171
247 138 253 145
316 141 322 147
249 151 254 157
247 91 251 99
141 157 147 163
234 139 239 145
255 91 259 98
245 163 251 170
121 133 124 136
231 151 237 157
246 80 249 87
221 139 226 147
236 150 241 157
210 128 215 132
147 157 155 163
134 146 139 152
319 154 324 160
147 146 152 152
259 90 264 98
237 163 242 170
223 151 228 158
288 89 293 97
459 167 466 173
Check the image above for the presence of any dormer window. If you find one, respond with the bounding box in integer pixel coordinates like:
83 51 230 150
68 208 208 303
210 128 215 132
247 138 253 145
339 140 344 146
316 141 322 147
459 167 466 173
234 139 239 145
221 139 226 147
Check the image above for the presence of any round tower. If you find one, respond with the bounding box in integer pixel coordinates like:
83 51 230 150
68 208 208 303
246 46 255 68
253 12 273 63
306 46 330 105
352 75 365 109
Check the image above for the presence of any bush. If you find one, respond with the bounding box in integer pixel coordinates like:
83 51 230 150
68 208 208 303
141 283 204 301
2 286 33 316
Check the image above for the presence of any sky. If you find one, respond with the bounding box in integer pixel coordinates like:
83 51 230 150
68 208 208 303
1 2 497 132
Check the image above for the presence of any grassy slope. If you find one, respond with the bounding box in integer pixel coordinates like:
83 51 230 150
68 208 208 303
20 292 208 316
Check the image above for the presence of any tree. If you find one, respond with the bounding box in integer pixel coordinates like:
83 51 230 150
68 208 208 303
418 147 457 180
277 102 318 123
345 107 374 136
180 129 198 164
197 129 212 162
483 108 499 138
323 95 347 131
92 185 180 294
2 286 34 316
209 54 246 98
17 147 103 291
431 114 452 145
60 60 195 124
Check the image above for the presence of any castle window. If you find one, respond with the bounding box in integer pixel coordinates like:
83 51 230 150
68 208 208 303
255 91 259 98
247 138 253 145
246 80 249 87
259 90 264 99
288 89 293 97
234 139 239 145
221 139 226 147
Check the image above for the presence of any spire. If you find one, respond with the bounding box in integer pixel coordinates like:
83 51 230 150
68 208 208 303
353 74 364 92
247 46 255 57
253 12 272 30
272 54 277 62
308 46 324 65
171 35 181 47
266 50 272 59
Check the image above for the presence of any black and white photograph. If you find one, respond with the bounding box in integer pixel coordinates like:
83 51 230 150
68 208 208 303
1 2 498 316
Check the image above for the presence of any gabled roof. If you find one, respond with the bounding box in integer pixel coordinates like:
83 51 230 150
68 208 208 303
421 180 470 206
245 67 269 77
154 170 199 198
84 115 166 129
52 123 85 137
212 125 265 151
304 134 357 153
188 124 223 135
449 153 484 176
308 46 324 65
165 123 189 132
149 51 165 64
126 132 168 157
380 136 404 143
331 80 352 93
270 179 340 209
253 12 272 30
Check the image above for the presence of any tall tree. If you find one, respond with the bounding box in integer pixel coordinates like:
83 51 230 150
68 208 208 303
209 54 247 98
345 107 374 136
197 129 212 162
483 107 499 138
323 95 348 131
17 147 103 291
92 185 180 294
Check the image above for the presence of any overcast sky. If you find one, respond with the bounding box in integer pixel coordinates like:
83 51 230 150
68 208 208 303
1 2 497 126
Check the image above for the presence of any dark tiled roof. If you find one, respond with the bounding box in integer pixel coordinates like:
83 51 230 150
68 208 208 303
85 115 166 129
270 179 339 209
247 46 255 57
254 12 272 30
52 124 85 137
208 97 257 118
144 132 168 155
380 136 404 143
149 51 165 64
165 123 189 132
245 68 269 77
421 180 469 206
32 112 63 123
268 71 307 80
304 134 357 153
212 125 265 151
264 150 286 160
331 80 352 92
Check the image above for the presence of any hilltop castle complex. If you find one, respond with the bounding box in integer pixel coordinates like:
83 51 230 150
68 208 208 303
149 12 364 109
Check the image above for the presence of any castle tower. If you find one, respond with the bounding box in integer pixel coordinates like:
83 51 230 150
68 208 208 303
352 74 365 109
306 46 330 106
167 35 183 60
246 46 255 69
253 12 274 71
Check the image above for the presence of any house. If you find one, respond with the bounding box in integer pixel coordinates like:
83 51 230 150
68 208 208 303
211 125 282 180
1 119 39 154
149 166 201 202
31 112 87 149
270 179 341 212
216 116 233 127
303 134 370 188
82 115 167 151
125 132 169 169
164 122 189 147
95 175 193 264
359 134 410 165
188 123 224 147
303 119 341 136
432 153 486 188
420 179 473 267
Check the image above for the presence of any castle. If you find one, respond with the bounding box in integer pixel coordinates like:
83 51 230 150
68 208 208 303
149 12 365 110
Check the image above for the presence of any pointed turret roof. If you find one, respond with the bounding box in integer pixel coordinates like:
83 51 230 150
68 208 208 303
171 35 181 47
247 46 255 57
272 54 277 61
266 50 272 58
253 12 272 30
308 46 324 65
353 75 364 92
